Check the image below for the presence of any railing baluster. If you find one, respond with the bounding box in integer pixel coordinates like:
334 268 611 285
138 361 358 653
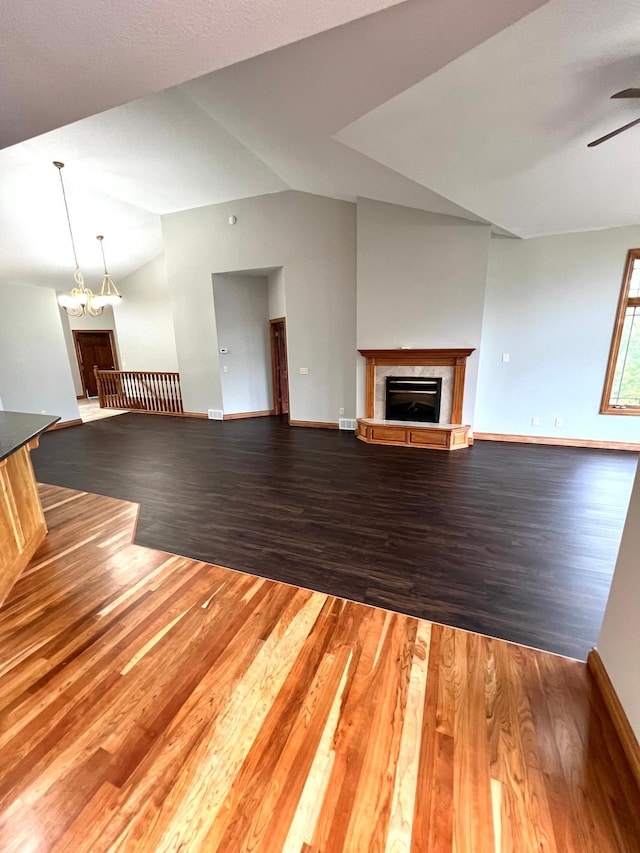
166 373 174 412
163 374 170 412
176 374 183 413
94 369 184 415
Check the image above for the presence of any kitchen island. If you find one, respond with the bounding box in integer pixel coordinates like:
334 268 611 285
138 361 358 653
0 411 59 605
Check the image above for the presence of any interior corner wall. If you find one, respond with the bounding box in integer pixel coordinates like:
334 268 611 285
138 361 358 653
59 303 120 397
66 305 118 336
59 308 84 397
0 284 79 422
356 197 491 424
162 191 356 422
598 458 640 741
475 225 640 442
213 274 272 415
113 255 179 372
267 268 286 319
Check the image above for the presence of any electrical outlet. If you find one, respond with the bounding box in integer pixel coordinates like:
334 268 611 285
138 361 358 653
223 365 228 373
532 417 540 426
555 418 563 427
339 407 345 415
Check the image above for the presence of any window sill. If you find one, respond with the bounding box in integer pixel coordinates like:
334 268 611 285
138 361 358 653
600 406 640 417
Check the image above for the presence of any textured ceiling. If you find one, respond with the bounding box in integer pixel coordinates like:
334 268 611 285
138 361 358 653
10 0 640 282
1 0 542 289
336 0 640 237
0 0 408 149
181 0 543 218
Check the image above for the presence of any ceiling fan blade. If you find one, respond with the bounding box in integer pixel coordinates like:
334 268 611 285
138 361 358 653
611 88 640 99
587 115 640 147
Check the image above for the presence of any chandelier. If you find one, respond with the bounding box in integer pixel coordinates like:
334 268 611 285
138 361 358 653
54 161 122 317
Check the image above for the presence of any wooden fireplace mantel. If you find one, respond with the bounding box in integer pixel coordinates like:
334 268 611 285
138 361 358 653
358 348 475 425
358 348 475 366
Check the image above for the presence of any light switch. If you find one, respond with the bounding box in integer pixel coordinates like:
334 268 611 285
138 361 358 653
502 353 510 363
299 367 309 374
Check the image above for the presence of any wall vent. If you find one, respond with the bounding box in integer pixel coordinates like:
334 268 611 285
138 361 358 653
339 418 357 431
208 409 224 420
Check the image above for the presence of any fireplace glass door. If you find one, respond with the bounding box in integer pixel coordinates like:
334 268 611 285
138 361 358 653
385 376 442 422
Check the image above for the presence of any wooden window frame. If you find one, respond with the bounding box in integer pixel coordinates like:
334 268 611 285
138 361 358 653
600 248 640 416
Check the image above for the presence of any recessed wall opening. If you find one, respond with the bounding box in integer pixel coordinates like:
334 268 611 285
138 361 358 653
385 375 442 422
212 266 288 420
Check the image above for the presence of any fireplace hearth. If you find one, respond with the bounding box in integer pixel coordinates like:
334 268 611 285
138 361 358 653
357 348 474 451
385 376 442 423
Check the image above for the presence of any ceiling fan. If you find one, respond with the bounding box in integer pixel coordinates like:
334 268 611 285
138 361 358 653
588 89 640 147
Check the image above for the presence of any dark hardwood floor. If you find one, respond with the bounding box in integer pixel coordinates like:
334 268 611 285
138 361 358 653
32 414 637 659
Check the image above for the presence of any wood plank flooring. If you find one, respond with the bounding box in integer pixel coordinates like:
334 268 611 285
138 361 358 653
78 398 128 423
0 485 638 852
32 414 638 658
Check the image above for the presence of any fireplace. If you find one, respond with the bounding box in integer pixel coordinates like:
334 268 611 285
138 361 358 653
385 376 442 423
357 349 474 450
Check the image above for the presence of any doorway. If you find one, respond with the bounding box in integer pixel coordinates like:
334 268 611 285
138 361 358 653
270 318 289 416
73 330 119 397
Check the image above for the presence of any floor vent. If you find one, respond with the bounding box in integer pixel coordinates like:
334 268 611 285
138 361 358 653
208 409 224 420
339 418 357 431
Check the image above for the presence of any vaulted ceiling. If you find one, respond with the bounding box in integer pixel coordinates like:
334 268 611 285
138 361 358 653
2 0 640 289
337 0 640 238
0 0 409 149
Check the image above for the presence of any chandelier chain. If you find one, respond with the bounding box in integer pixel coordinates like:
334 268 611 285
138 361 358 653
98 235 108 274
55 163 80 269
53 161 122 316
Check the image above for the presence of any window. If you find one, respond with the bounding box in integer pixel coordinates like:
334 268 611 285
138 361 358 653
601 248 640 415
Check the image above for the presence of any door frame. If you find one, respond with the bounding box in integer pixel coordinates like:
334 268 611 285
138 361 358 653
72 329 119 398
269 317 289 417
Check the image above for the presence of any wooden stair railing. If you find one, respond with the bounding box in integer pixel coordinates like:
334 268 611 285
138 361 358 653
95 368 184 414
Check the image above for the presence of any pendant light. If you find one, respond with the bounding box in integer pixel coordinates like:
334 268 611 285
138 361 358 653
94 235 122 307
53 162 122 316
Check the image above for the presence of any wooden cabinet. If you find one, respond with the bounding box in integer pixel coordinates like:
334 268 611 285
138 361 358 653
370 426 407 444
0 444 47 605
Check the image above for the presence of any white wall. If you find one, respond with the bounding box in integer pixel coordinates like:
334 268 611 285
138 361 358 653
267 267 286 319
598 459 640 741
476 226 640 442
59 308 84 397
0 284 79 421
66 305 118 334
356 198 492 423
162 191 356 422
58 304 119 396
213 274 273 414
113 255 179 372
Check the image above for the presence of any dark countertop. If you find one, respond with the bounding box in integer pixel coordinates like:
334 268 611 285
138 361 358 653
0 411 61 462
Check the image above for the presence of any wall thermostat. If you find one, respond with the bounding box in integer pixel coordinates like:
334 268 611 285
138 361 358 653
228 215 237 225
219 347 229 354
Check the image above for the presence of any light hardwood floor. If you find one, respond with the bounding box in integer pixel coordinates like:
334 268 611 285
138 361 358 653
78 398 128 423
0 485 638 852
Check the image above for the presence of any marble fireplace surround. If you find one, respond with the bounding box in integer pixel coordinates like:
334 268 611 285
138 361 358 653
359 349 475 425
375 365 454 423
